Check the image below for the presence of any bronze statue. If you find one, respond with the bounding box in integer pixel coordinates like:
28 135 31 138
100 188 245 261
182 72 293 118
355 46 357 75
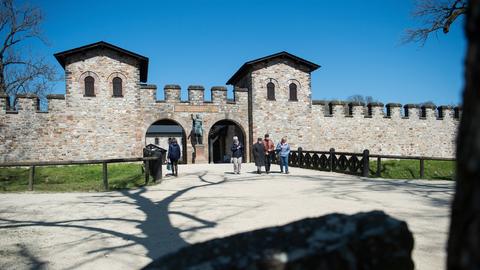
188 114 203 145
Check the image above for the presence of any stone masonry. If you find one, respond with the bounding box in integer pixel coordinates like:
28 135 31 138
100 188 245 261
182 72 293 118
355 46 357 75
0 42 459 163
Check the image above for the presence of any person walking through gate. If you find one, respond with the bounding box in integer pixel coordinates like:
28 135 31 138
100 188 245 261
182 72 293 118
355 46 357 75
231 136 243 174
276 137 291 174
263 134 275 174
168 138 181 177
253 137 266 174
166 137 173 176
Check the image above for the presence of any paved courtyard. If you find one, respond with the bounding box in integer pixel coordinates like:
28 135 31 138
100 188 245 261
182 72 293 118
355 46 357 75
0 163 454 270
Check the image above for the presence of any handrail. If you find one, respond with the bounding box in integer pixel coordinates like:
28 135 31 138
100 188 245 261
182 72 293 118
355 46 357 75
287 148 455 179
0 157 160 168
369 154 454 161
0 156 162 192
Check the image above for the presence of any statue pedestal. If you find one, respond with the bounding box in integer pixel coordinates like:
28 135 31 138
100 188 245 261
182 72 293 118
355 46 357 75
194 144 207 164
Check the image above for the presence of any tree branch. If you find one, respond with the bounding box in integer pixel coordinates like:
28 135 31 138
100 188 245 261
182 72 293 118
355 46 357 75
403 0 468 45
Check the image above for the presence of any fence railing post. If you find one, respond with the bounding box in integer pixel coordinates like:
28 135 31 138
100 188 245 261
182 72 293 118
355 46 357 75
362 149 370 177
329 148 335 172
376 157 381 177
144 160 150 185
102 162 109 191
420 159 425 179
298 147 303 167
28 166 35 191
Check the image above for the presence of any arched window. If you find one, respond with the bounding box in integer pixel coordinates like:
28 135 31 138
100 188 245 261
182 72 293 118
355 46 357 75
84 76 95 97
113 77 123 97
289 83 298 101
267 82 275 100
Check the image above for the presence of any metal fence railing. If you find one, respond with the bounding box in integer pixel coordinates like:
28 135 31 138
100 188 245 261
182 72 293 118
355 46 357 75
273 148 455 178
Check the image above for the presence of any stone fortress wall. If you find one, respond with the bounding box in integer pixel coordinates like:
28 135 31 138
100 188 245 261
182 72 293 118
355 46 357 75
0 42 459 163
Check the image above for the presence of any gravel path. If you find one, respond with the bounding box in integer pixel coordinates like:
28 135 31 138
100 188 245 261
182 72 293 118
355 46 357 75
0 163 454 270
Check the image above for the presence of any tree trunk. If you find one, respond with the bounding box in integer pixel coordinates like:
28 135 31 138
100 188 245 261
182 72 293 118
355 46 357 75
447 0 480 269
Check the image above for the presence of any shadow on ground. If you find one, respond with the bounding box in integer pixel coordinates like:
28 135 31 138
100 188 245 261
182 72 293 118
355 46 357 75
0 169 453 269
0 171 267 269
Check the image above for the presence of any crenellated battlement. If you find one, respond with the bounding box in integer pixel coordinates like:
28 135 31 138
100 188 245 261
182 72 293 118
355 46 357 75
0 94 66 114
187 85 205 105
0 41 460 162
164 84 181 102
211 86 227 104
311 100 461 121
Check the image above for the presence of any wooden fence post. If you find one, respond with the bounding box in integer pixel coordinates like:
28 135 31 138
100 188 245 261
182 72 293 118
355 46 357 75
102 162 109 191
329 148 335 172
28 166 35 191
362 150 370 177
376 157 381 177
420 159 425 179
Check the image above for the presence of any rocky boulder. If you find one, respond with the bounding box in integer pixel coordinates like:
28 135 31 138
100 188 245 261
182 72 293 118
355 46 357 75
144 211 414 270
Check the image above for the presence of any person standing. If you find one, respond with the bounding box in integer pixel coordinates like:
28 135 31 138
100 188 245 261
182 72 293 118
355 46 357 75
168 138 181 176
231 136 243 174
276 137 291 174
252 137 266 174
263 134 275 174
166 138 173 176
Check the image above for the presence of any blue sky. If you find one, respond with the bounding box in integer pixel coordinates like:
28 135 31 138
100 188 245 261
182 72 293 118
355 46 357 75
31 0 466 105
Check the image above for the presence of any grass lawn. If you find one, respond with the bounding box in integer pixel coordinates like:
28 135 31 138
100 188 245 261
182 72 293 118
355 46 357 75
0 162 151 192
369 159 455 180
0 160 455 192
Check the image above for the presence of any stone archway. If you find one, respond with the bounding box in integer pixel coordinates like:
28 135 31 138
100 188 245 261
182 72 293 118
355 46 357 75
208 120 246 163
145 119 187 164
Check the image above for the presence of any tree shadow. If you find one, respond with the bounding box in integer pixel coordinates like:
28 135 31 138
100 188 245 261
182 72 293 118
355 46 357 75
296 172 453 208
0 243 48 270
0 171 267 268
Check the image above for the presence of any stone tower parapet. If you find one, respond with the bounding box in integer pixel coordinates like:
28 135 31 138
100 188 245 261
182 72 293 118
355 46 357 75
188 85 205 105
386 103 402 118
366 102 385 118
404 104 420 119
347 101 365 118
165 84 181 102
211 86 227 104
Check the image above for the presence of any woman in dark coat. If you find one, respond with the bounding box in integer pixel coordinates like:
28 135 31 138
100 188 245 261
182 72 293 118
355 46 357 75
252 137 266 174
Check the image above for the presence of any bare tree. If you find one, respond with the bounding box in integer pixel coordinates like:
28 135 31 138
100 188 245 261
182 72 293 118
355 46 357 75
0 0 57 104
403 0 468 45
347 95 377 104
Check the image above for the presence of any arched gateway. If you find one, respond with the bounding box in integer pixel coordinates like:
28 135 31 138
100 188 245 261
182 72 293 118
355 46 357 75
145 119 187 163
208 120 246 163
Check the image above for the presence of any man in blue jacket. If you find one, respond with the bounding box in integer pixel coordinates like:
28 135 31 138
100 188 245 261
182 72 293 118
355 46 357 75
168 138 181 176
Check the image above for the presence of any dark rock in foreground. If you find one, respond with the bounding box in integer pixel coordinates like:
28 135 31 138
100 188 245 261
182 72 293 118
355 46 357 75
144 211 414 270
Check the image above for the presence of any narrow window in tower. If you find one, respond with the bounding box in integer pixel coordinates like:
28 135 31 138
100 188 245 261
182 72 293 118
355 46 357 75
289 83 297 101
267 82 275 100
113 77 123 97
84 76 95 97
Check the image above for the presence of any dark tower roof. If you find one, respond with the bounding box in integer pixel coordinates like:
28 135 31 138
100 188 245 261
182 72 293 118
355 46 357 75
54 41 149 82
226 51 320 85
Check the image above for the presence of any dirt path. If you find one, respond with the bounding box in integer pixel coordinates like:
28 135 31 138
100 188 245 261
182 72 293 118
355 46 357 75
0 163 454 270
